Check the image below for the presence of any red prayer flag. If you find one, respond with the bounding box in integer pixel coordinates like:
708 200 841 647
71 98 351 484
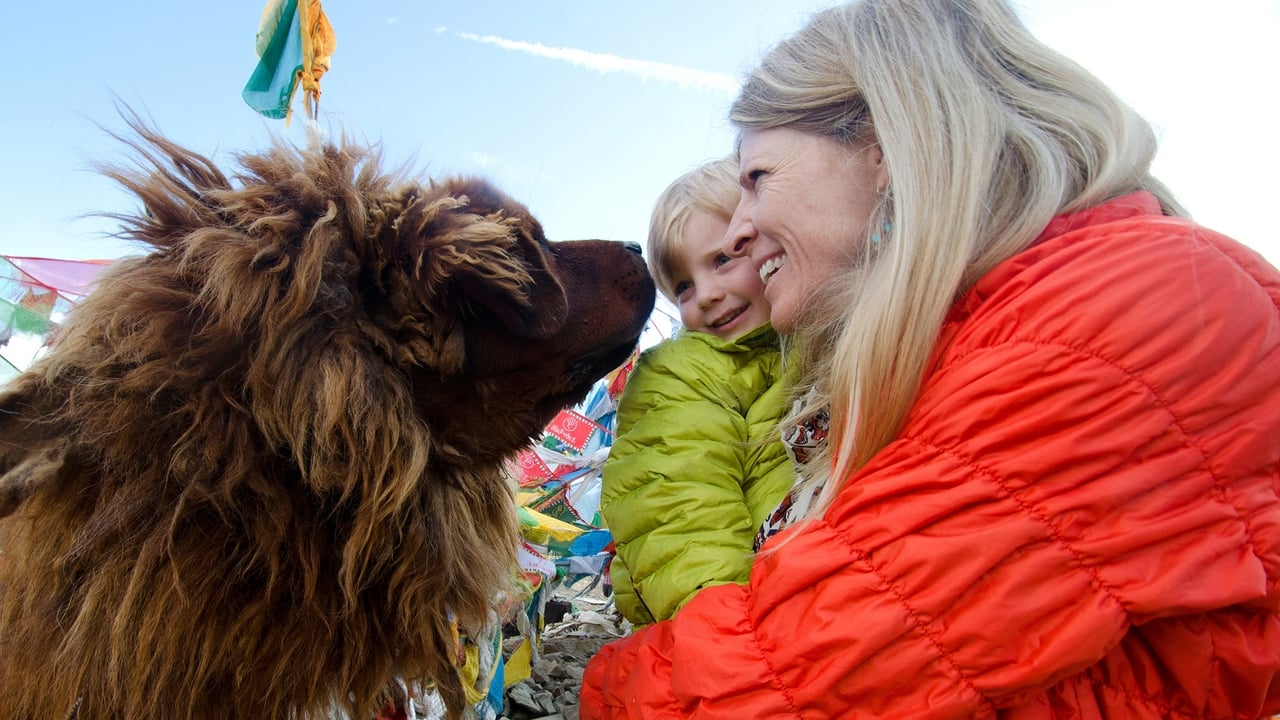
512 449 555 487
543 409 604 452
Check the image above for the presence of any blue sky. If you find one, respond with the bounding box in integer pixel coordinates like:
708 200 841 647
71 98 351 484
2 0 1277 272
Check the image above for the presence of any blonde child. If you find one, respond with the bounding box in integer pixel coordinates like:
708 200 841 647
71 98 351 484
600 157 793 625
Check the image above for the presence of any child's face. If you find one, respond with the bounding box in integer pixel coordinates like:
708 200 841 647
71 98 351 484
673 210 771 340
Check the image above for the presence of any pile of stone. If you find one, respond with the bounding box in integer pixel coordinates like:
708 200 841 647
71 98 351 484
499 601 629 720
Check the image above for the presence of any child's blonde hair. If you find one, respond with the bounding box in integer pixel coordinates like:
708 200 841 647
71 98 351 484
646 156 740 303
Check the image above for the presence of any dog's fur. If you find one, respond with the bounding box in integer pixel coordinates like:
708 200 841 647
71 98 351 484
0 119 654 719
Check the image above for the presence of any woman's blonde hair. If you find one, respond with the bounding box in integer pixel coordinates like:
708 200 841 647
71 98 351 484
730 0 1185 516
647 156 741 303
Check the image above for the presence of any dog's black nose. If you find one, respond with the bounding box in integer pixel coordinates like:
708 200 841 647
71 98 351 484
622 241 643 255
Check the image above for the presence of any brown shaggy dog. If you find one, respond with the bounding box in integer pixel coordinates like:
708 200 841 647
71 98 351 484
0 119 655 719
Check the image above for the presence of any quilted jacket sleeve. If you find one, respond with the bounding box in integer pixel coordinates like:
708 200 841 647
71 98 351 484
601 333 781 625
582 213 1280 718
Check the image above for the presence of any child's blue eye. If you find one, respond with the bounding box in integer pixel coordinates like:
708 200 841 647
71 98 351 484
674 281 693 299
713 253 731 268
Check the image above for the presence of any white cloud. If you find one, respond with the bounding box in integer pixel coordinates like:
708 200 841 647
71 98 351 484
455 32 739 96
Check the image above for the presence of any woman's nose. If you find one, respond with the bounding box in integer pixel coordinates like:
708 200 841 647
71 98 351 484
723 205 755 258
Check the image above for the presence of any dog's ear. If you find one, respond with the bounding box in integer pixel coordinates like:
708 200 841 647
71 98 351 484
398 179 569 339
452 224 569 339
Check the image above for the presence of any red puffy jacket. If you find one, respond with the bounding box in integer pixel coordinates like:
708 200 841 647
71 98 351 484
582 192 1280 719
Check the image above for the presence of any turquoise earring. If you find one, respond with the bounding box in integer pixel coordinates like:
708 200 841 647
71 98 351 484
871 219 892 244
872 185 892 245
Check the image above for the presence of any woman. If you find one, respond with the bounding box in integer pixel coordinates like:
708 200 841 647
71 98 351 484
581 0 1280 717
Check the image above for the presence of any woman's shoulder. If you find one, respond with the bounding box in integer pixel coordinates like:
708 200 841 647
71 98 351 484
935 200 1280 416
953 203 1278 353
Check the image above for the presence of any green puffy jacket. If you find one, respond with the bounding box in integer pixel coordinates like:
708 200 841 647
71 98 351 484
601 324 794 625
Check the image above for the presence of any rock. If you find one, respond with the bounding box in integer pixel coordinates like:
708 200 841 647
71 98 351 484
500 594 624 720
561 665 584 684
532 657 558 684
508 683 544 715
534 691 558 714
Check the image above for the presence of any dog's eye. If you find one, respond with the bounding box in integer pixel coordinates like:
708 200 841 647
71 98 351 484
528 231 555 253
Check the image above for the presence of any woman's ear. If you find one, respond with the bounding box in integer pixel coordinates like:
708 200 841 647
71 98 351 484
871 143 890 195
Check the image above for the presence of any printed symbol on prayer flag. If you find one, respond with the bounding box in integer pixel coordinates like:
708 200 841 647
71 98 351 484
544 409 605 452
512 449 555 488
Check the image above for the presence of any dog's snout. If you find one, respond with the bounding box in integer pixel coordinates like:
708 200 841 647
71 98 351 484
622 241 643 256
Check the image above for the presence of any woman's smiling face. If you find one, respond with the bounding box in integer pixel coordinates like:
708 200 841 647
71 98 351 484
731 127 887 333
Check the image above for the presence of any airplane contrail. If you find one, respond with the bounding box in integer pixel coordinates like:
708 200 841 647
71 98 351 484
455 31 739 96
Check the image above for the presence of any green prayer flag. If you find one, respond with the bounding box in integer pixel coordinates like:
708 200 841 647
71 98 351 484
242 0 303 120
